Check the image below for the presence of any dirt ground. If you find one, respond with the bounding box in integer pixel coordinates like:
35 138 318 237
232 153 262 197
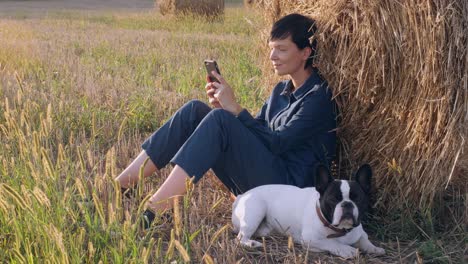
0 0 155 16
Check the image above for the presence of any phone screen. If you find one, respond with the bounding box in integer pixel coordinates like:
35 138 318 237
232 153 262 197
204 60 221 83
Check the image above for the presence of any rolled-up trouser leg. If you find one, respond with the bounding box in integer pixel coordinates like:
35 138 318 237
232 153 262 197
141 100 211 169
171 109 290 195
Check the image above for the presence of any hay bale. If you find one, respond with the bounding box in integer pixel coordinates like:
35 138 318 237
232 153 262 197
255 0 468 218
244 0 254 7
156 0 224 17
243 0 280 18
244 0 263 9
157 0 174 15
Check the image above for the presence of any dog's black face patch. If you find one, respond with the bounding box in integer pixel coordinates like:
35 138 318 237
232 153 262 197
319 180 343 223
348 181 369 224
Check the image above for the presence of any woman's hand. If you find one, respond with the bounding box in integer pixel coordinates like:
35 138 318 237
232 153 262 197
210 71 243 116
205 76 222 108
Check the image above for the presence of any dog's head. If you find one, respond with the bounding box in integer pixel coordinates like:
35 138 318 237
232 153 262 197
315 164 372 229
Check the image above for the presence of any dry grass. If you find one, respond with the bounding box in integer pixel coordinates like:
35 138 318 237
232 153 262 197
157 0 224 17
0 5 465 263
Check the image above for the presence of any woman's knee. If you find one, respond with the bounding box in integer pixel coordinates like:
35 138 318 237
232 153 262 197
178 100 211 121
207 108 235 122
201 108 239 131
181 99 209 111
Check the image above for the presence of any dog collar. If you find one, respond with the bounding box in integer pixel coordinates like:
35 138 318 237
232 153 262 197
315 203 353 238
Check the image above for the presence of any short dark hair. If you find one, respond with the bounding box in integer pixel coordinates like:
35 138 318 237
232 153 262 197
269 13 317 69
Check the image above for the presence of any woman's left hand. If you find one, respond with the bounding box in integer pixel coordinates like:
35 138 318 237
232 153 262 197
210 71 243 116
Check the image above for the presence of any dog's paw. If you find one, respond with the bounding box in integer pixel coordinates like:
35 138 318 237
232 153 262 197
240 239 262 248
368 246 385 255
333 245 358 259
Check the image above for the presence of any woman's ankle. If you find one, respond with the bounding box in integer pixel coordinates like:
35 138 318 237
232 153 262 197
146 201 171 215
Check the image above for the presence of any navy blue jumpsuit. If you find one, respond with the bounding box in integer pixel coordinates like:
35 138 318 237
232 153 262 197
141 68 336 195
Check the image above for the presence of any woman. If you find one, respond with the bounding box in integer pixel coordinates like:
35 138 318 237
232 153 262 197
115 13 336 228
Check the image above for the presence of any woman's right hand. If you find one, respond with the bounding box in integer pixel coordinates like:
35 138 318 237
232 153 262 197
205 75 222 108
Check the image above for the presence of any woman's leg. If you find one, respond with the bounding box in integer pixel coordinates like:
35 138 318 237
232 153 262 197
144 108 289 218
146 165 189 213
115 150 158 189
172 109 290 194
115 100 211 189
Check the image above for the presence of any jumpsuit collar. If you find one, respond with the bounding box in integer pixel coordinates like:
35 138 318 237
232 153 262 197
280 68 321 100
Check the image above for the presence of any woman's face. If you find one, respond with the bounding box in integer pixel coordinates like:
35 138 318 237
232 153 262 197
268 36 310 76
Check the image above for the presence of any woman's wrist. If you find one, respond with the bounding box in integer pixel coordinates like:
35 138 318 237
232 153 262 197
233 104 243 116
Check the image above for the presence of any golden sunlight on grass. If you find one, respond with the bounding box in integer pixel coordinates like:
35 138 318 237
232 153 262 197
0 4 465 263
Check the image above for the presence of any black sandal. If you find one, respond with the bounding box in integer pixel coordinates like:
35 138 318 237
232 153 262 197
141 209 173 229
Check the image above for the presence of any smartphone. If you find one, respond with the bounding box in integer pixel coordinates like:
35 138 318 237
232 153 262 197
204 59 221 83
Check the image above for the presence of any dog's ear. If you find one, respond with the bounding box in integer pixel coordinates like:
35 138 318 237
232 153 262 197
315 164 333 195
355 164 372 194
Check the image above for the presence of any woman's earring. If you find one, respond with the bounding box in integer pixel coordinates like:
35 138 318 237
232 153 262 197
308 36 317 59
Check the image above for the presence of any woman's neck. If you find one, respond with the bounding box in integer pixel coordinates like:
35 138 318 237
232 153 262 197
289 67 314 91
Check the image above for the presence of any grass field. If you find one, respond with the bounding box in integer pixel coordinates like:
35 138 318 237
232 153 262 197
0 6 465 264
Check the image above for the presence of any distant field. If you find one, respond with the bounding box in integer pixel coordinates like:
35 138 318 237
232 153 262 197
0 0 244 16
0 4 463 264
0 0 154 15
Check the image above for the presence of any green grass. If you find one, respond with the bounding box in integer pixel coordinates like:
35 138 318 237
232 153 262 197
0 7 268 263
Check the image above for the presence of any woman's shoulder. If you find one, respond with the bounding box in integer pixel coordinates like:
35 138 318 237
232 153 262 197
302 76 332 99
308 70 330 91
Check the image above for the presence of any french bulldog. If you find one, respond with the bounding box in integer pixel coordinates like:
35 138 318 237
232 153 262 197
232 164 385 259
